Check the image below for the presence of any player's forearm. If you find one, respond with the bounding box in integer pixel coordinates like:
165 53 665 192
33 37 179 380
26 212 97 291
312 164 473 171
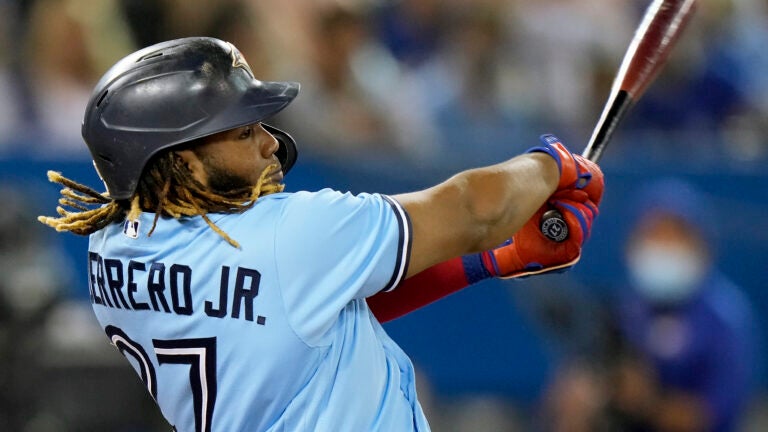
453 152 559 251
396 152 559 278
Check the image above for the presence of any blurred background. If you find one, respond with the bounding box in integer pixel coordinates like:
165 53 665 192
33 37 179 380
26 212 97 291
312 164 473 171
1 0 766 430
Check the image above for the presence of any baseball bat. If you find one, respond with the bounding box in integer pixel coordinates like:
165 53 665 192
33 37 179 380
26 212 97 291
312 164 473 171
540 0 697 242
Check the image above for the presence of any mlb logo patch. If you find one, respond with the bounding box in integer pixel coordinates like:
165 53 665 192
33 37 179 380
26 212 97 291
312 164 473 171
123 220 140 239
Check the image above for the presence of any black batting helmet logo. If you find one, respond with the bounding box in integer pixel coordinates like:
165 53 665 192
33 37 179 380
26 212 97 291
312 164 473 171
227 42 254 78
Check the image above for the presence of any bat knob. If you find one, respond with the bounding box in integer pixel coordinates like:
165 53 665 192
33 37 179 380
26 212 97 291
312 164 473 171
540 209 569 242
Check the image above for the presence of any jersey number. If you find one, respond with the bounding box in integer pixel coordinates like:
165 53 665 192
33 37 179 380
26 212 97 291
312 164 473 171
105 325 217 432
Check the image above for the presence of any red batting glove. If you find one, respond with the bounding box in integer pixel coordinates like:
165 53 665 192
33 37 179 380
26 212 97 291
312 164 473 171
528 135 605 205
579 157 604 206
484 188 599 279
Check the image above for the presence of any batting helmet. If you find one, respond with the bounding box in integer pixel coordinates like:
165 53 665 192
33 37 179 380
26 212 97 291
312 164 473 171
82 37 300 200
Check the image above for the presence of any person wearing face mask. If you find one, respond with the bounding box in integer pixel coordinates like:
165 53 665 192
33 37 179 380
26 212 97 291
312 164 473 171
605 179 757 432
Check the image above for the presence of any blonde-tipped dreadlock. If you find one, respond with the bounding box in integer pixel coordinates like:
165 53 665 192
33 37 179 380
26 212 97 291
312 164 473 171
38 151 284 248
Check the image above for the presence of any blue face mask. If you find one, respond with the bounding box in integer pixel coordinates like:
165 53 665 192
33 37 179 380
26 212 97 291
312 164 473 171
628 244 706 304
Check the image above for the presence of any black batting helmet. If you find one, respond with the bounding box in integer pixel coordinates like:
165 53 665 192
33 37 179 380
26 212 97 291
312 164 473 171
82 37 300 200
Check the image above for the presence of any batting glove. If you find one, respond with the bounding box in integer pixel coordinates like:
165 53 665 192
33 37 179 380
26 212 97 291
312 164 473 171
528 134 605 205
483 188 599 279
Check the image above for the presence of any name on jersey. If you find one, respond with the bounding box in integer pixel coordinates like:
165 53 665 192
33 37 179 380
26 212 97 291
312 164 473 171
87 252 265 324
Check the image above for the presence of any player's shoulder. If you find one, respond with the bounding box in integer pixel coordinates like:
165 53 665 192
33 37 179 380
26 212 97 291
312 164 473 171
267 189 404 233
278 188 389 210
288 188 380 200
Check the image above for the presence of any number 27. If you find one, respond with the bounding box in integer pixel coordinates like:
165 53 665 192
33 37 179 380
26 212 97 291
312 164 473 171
105 325 217 432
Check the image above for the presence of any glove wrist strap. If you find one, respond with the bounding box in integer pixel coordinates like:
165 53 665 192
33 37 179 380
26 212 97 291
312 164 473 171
463 252 497 283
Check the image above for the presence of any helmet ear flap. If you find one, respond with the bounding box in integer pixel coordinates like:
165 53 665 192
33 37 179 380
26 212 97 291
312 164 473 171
262 124 298 175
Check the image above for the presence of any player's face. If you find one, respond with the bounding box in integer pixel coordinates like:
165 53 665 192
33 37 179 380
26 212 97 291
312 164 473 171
179 123 282 193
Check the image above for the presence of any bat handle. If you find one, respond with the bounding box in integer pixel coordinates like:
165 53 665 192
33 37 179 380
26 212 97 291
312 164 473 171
539 91 632 242
540 209 569 242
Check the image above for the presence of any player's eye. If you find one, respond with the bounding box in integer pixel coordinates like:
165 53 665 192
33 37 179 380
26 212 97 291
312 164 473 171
238 126 253 140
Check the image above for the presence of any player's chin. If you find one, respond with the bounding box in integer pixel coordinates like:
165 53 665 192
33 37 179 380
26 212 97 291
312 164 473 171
270 170 284 184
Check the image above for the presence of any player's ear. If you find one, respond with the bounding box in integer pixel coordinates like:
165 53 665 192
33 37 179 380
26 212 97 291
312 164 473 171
174 148 207 186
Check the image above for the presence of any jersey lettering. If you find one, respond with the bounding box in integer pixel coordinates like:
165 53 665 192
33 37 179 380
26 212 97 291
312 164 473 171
96 254 114 308
169 264 193 316
148 263 172 313
128 260 150 310
104 258 130 309
232 267 260 321
204 266 230 318
89 253 266 324
106 325 217 432
88 252 103 305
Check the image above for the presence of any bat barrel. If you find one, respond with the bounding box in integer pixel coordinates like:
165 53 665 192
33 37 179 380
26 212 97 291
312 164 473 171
582 0 697 163
622 0 697 99
539 0 698 242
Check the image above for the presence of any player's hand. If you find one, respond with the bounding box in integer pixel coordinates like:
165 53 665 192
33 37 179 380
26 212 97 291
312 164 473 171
483 188 599 279
527 134 605 205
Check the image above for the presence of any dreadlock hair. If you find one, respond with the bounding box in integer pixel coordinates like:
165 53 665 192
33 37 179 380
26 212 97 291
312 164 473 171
38 147 284 248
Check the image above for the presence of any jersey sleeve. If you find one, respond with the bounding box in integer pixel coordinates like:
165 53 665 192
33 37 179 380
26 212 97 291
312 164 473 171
273 189 411 346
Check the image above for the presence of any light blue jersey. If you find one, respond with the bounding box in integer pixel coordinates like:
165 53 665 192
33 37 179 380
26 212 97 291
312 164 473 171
87 189 429 432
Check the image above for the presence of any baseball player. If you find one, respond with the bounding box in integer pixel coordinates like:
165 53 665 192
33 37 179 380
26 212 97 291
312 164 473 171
39 37 604 431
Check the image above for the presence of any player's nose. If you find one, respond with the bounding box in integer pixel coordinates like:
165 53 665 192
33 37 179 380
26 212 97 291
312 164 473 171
257 124 280 159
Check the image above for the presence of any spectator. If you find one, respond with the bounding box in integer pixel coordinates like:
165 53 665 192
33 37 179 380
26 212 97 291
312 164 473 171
420 5 536 167
512 0 635 134
607 179 757 431
374 0 447 68
624 2 747 138
542 179 757 432
280 4 435 160
0 1 30 151
22 0 103 155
